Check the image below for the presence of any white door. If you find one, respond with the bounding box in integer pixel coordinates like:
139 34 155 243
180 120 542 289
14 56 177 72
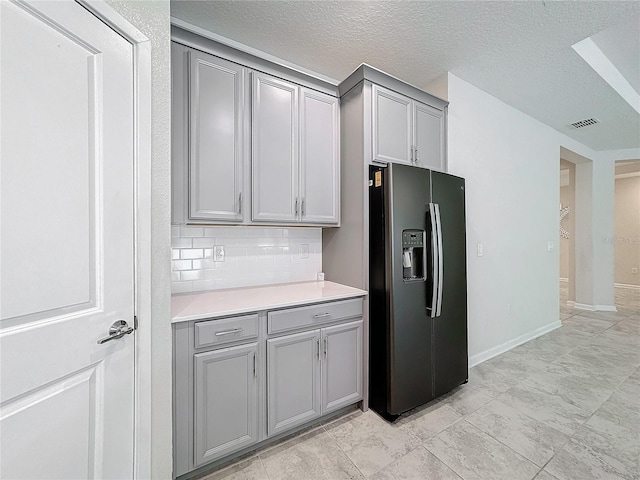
1 1 135 479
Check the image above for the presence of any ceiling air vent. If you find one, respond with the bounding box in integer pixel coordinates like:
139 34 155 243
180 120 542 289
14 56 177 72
569 118 600 129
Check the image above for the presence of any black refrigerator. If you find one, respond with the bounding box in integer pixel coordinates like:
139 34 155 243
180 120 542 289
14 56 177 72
369 163 468 419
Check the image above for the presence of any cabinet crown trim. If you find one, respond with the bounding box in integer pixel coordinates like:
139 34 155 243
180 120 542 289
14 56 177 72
172 24 339 97
339 64 449 109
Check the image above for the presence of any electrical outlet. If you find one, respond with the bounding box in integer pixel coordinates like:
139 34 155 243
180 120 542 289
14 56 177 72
632 267 638 274
300 244 309 259
317 272 325 281
548 241 555 251
213 245 225 262
477 243 483 257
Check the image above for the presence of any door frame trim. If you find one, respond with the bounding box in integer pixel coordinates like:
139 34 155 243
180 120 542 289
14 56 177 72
76 1 155 478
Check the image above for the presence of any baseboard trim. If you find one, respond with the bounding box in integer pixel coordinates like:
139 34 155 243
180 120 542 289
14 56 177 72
559 277 568 283
615 283 640 290
469 320 562 367
573 302 596 311
573 302 618 312
594 304 617 312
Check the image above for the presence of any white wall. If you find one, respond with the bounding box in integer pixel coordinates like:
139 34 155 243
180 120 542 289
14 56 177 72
104 2 172 478
445 74 562 365
171 226 322 293
615 175 640 286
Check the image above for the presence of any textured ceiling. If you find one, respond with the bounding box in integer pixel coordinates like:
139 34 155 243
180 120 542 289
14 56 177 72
171 0 640 152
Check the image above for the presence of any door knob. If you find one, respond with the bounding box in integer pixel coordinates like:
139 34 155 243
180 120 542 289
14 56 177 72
97 319 134 344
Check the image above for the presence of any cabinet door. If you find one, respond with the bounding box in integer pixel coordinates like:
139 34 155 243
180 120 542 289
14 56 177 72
252 73 299 222
267 330 321 436
321 320 363 413
193 343 259 467
299 89 339 224
189 51 244 221
372 84 412 165
414 101 445 171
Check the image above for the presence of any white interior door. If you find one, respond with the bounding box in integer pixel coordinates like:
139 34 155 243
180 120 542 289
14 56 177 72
0 1 135 478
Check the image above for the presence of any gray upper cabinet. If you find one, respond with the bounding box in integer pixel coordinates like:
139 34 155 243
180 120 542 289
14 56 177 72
252 74 340 225
372 84 445 171
172 39 340 226
322 320 363 413
193 342 259 467
267 329 321 436
189 50 246 222
372 84 412 165
414 101 445 171
251 73 299 223
300 88 340 224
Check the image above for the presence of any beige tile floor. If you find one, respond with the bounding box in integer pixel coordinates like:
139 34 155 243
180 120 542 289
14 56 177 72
199 286 640 480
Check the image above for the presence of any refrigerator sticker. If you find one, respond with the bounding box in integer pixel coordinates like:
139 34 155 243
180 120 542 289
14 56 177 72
374 171 382 187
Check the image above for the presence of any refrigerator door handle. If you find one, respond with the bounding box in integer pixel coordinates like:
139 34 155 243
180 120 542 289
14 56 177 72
427 203 439 318
434 203 444 317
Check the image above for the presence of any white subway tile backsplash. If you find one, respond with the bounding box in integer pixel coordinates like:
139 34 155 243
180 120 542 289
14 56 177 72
180 270 204 281
180 226 204 237
180 249 204 260
171 237 192 248
171 226 322 292
192 237 215 248
172 260 192 271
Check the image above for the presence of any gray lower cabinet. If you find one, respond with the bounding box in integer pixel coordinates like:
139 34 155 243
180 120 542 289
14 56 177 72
267 319 363 437
322 320 363 413
193 342 259 467
173 298 364 477
267 329 321 435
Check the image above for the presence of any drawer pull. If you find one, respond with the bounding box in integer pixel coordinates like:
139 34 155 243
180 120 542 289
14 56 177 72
313 313 331 319
215 327 243 337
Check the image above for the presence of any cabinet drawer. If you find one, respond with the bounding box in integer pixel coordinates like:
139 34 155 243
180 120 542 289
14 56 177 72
268 298 362 335
195 314 259 349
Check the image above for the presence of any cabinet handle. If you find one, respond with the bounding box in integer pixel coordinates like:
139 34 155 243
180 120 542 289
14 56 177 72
253 353 257 378
313 313 331 319
301 199 305 217
324 337 328 358
238 192 242 215
295 198 299 216
410 147 414 164
215 327 243 336
317 338 320 359
415 148 419 164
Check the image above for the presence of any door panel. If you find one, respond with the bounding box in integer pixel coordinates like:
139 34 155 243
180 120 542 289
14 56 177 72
372 85 412 165
0 1 135 478
267 330 320 435
322 320 363 413
300 88 339 224
252 73 298 222
387 164 434 414
194 344 259 467
414 102 445 171
430 172 468 396
189 51 244 222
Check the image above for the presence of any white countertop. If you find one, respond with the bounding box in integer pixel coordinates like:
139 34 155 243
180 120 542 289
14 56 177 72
171 281 367 323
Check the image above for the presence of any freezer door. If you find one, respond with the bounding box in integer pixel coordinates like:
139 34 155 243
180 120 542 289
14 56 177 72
430 171 468 396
